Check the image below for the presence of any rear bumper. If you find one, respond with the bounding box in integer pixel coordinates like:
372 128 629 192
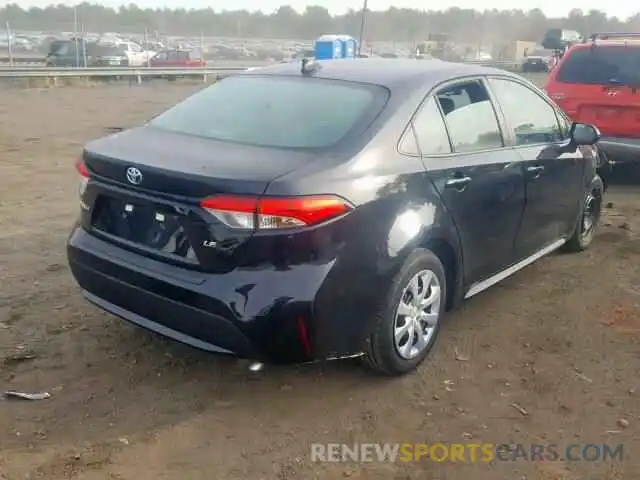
598 137 640 164
67 226 343 363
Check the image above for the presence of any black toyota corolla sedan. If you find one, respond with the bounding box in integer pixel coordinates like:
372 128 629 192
67 59 605 376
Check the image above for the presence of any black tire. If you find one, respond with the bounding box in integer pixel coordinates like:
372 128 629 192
563 175 604 253
596 151 612 192
361 249 447 376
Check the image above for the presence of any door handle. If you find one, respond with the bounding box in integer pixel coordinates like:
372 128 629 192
526 165 545 174
444 176 472 190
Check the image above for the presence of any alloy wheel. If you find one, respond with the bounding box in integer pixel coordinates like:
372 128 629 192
393 269 442 360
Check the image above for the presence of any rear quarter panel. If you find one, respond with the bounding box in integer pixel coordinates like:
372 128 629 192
262 87 463 356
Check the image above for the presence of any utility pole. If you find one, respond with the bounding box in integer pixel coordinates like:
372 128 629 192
357 0 368 57
73 7 80 67
5 22 13 67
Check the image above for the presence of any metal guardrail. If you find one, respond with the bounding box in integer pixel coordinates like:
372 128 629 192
0 59 522 80
0 66 248 79
0 55 521 66
0 55 46 65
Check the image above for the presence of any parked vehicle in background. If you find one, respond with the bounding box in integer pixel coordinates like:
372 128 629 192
91 44 129 67
542 29 583 50
45 38 90 67
545 32 640 167
148 49 206 67
141 40 166 52
114 41 152 66
45 37 153 67
68 59 604 376
521 48 553 72
209 45 243 60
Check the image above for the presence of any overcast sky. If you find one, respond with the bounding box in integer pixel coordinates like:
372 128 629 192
12 1 639 21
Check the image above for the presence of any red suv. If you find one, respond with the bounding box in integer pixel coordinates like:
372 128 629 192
545 33 640 165
148 49 206 68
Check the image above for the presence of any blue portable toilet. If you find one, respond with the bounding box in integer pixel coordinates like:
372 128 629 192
315 34 343 60
337 35 357 59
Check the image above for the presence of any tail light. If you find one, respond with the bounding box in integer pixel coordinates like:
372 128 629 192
200 195 353 230
75 158 90 200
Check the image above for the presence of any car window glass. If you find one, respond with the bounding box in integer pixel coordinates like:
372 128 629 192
176 51 190 60
409 96 451 155
149 76 387 149
398 126 419 155
557 112 571 139
488 78 562 145
556 46 640 85
437 81 502 153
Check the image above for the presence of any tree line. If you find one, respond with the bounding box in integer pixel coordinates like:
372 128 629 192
2 3 640 43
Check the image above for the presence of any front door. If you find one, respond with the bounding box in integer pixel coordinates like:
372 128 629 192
412 80 526 284
486 77 584 258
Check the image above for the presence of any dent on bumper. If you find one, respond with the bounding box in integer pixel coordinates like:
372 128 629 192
67 227 335 363
83 290 236 354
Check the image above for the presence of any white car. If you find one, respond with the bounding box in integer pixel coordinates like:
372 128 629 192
118 41 154 66
96 39 153 66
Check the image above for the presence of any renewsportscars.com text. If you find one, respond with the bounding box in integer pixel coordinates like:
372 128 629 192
311 443 624 463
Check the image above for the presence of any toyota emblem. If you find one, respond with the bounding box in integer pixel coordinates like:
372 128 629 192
126 167 143 185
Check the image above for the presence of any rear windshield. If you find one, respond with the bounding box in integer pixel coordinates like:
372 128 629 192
149 75 387 149
556 46 640 85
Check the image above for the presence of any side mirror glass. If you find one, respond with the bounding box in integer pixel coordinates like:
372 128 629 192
571 123 600 146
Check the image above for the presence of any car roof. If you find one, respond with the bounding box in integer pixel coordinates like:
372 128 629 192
569 40 640 51
241 58 518 93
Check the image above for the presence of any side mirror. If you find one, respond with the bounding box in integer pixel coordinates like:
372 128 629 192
570 123 600 146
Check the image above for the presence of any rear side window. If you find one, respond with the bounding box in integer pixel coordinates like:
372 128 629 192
409 96 451 155
150 76 387 149
556 46 640 85
437 81 503 153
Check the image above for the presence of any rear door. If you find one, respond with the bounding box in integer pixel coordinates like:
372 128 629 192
488 76 584 258
546 45 640 138
407 79 526 284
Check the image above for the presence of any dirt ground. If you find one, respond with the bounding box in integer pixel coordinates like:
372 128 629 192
0 80 639 480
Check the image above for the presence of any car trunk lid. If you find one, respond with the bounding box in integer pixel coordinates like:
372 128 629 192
81 126 319 271
84 126 315 196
